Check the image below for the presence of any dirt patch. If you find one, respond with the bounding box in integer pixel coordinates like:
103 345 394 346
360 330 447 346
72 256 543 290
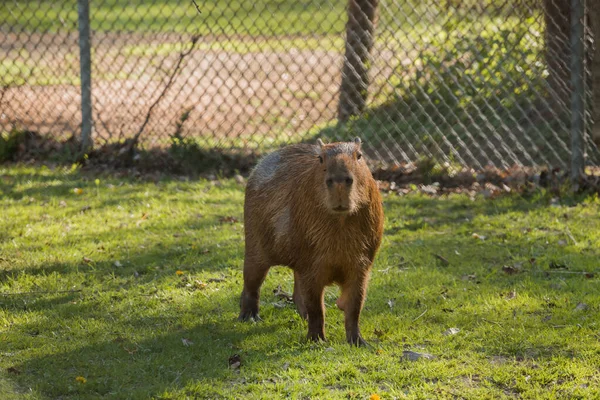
1 32 401 150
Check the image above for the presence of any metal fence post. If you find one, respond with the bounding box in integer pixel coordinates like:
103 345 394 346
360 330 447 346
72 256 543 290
78 0 93 151
570 0 585 183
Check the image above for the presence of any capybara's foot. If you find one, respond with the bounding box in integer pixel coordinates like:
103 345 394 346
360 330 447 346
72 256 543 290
347 333 369 347
239 291 261 321
307 330 326 342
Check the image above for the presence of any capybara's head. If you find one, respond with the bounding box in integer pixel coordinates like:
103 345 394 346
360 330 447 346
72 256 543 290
316 137 370 215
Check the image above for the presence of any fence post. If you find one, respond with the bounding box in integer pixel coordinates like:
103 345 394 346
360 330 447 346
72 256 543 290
570 0 585 183
78 0 93 151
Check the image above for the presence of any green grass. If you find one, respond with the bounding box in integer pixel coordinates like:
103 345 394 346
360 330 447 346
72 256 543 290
1 165 600 399
0 0 346 35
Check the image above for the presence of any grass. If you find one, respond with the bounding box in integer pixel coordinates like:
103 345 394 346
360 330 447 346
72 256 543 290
1 164 600 399
1 0 346 35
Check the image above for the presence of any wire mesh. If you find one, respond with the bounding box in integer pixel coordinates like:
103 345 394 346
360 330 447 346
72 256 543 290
1 0 598 170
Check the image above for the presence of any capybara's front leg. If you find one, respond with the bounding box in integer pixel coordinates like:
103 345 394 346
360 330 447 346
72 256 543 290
340 275 369 346
239 252 270 322
300 278 326 341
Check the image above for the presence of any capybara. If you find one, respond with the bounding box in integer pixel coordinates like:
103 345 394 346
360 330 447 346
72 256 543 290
239 137 384 346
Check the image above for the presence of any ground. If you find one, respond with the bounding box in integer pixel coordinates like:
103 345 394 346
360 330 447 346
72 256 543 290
1 165 599 399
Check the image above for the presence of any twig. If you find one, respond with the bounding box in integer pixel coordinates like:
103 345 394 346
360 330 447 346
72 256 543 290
565 227 577 245
412 308 428 322
536 270 592 275
192 0 202 14
127 35 200 150
433 253 449 266
0 289 82 296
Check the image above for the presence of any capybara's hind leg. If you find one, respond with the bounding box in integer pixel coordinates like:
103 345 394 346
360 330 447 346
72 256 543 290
300 277 326 341
340 276 368 346
239 252 270 322
292 271 307 320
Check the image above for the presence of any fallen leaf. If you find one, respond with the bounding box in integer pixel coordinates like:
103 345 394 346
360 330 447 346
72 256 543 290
219 216 239 224
584 272 595 279
194 280 207 289
228 354 241 370
505 290 517 300
443 327 460 336
502 265 520 275
141 212 148 220
59 200 67 207
472 233 486 241
575 303 588 311
75 376 87 384
387 299 395 309
82 257 93 264
433 253 449 266
176 270 184 276
207 277 225 283
402 350 436 361
273 285 292 301
73 188 83 195
234 174 245 184
181 338 194 347
373 328 386 338
6 367 21 375
549 261 568 270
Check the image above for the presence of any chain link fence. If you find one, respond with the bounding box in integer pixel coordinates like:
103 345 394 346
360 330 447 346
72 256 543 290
1 0 598 172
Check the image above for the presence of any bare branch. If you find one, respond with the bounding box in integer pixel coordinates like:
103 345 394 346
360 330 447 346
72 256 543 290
128 35 201 149
192 0 202 14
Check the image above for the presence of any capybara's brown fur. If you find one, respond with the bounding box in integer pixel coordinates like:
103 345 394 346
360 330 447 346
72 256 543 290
239 137 384 346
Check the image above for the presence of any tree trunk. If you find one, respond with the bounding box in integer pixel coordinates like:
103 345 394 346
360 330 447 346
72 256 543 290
544 0 571 104
591 4 600 145
337 0 379 123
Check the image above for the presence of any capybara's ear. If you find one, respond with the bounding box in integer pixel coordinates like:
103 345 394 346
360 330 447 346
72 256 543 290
354 137 362 149
316 138 325 148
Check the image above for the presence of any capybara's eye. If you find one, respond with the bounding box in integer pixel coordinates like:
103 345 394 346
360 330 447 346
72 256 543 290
345 177 353 186
357 152 362 160
326 178 333 187
318 156 323 164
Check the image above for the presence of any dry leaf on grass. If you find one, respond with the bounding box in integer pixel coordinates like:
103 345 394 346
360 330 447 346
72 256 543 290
443 327 460 336
6 366 21 375
402 350 436 361
502 265 521 275
228 354 241 370
273 284 292 301
472 233 486 241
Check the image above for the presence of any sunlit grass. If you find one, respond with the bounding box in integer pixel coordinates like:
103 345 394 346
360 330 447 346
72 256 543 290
1 165 599 398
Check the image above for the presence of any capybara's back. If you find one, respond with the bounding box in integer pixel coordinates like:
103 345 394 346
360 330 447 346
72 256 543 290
239 138 384 346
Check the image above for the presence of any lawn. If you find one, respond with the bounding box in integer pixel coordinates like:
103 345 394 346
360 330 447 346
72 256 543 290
1 164 599 399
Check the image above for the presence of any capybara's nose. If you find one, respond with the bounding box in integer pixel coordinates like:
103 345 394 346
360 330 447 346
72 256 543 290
328 175 353 187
